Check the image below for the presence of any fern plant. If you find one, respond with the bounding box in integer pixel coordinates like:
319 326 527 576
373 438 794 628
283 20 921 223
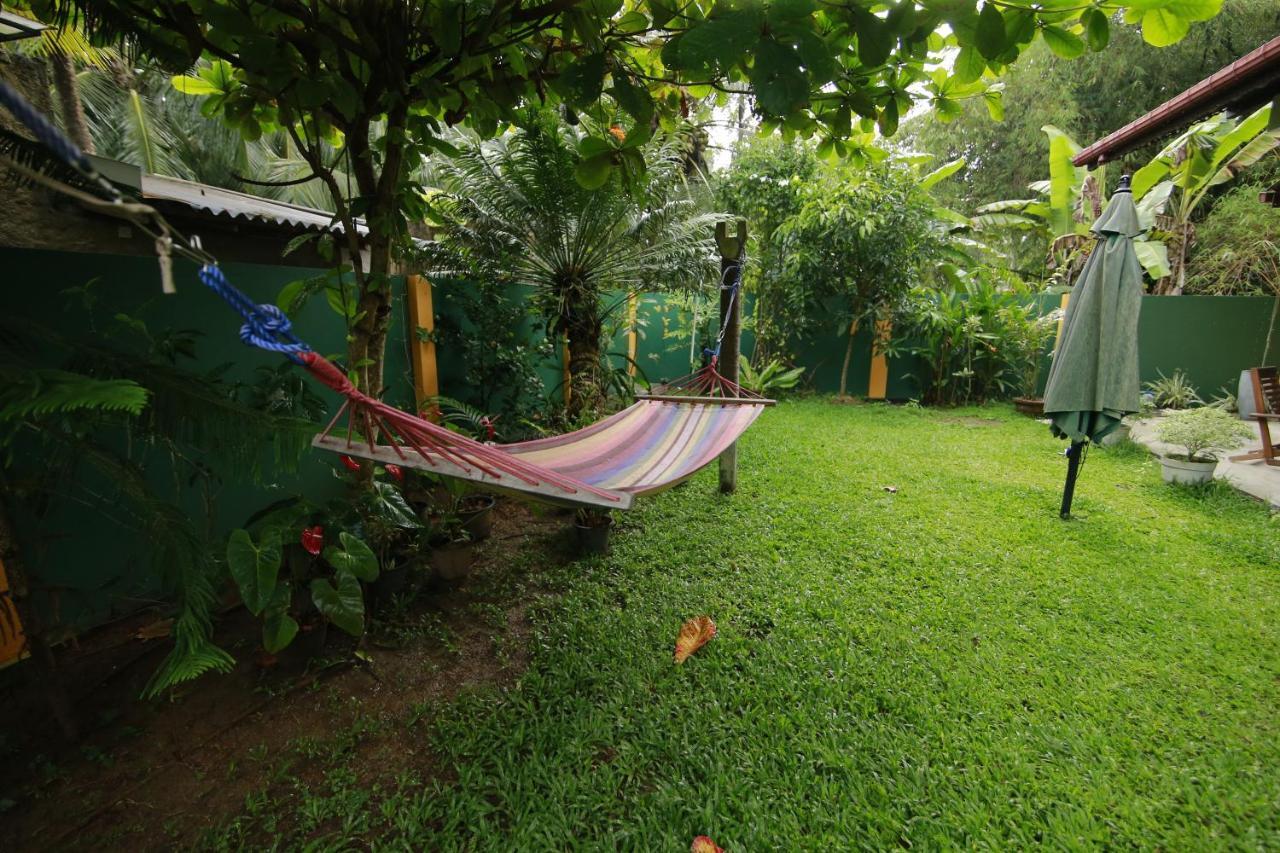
0 306 316 702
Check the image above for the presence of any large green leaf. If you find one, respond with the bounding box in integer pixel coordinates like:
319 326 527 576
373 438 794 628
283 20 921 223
322 531 379 582
1141 7 1190 47
974 3 1007 61
1040 25 1084 59
751 39 809 117
1134 238 1172 280
226 528 281 616
311 572 365 637
920 158 965 190
678 8 764 74
1082 8 1110 51
552 53 607 108
1042 125 1085 237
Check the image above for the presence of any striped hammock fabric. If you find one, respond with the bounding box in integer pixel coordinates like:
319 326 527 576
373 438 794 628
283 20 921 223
504 398 766 498
304 355 772 510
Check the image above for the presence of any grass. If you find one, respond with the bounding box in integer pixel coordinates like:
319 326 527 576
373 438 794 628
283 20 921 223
212 399 1280 849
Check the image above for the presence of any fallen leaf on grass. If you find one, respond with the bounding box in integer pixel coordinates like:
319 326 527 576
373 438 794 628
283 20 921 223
674 616 716 664
691 837 724 853
883 486 898 494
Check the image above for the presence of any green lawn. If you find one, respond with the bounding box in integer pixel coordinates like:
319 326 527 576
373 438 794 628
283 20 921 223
228 400 1280 849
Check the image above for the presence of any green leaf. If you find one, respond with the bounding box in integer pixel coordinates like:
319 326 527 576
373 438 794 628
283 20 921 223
878 96 900 137
984 89 1004 121
171 74 221 96
768 0 815 25
575 154 614 189
751 39 809 117
853 8 893 67
552 53 607 108
920 158 965 190
263 610 298 654
1083 8 1110 51
311 572 365 637
1134 238 1172 280
226 528 281 616
1141 8 1190 47
611 74 654 125
974 3 1007 61
323 531 379 582
1041 25 1084 59
679 8 764 73
952 46 986 85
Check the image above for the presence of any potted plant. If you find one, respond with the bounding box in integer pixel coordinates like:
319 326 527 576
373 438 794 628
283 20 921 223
574 508 614 556
1154 406 1253 485
457 492 497 541
428 511 475 581
1011 308 1061 416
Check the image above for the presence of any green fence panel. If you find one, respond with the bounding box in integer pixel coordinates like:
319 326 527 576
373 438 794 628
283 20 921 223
3 247 412 630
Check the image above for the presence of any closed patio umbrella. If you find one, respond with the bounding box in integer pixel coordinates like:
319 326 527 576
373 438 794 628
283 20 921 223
1042 174 1143 519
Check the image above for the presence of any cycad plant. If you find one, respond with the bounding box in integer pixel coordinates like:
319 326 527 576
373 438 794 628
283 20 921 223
423 111 724 418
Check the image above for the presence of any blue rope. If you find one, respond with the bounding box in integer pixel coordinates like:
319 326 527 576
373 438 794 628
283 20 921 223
198 265 312 357
0 79 121 202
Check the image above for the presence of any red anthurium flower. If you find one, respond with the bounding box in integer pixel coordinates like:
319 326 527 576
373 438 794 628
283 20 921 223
300 525 324 555
340 455 361 472
480 416 496 441
298 522 322 555
385 463 404 482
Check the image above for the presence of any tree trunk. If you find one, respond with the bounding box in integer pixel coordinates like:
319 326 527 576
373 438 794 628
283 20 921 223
839 319 859 398
50 51 94 155
563 305 603 420
0 494 77 740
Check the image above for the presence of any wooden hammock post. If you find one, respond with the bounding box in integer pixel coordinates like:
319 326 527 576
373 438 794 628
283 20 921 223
716 218 747 494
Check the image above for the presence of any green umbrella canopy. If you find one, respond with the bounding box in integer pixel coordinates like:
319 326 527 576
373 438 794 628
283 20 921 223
1042 186 1144 443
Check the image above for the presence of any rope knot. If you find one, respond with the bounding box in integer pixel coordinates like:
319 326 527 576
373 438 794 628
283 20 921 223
239 303 294 349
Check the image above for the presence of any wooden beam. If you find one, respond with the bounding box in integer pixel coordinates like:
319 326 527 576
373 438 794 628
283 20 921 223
636 394 776 406
404 274 439 407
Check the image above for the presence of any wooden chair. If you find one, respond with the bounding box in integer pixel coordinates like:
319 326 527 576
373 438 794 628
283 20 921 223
1230 366 1280 467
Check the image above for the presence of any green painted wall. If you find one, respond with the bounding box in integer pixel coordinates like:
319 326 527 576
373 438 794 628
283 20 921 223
794 294 1280 402
3 247 412 630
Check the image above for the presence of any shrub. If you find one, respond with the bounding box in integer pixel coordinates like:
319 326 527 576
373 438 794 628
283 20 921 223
1144 369 1202 409
1155 406 1253 462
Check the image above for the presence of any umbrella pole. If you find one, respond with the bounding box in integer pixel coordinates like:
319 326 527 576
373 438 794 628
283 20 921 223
1059 441 1085 519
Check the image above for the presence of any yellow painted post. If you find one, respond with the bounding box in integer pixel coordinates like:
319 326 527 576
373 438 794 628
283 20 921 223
1053 292 1071 352
562 335 572 406
867 318 892 399
0 557 26 669
404 274 439 409
627 294 638 377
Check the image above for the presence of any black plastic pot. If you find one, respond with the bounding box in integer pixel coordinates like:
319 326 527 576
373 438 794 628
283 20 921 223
458 494 496 541
574 516 614 556
372 562 412 607
281 619 328 670
430 541 475 581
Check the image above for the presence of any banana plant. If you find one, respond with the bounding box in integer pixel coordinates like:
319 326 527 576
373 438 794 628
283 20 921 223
1131 103 1280 294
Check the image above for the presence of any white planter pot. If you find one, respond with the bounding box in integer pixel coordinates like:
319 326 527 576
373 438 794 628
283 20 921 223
1238 369 1256 421
1159 456 1217 485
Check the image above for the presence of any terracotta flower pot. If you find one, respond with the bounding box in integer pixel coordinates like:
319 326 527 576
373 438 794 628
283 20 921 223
430 541 475 581
1013 396 1045 417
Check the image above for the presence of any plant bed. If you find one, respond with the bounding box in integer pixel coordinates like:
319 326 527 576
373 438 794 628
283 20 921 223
1154 407 1252 487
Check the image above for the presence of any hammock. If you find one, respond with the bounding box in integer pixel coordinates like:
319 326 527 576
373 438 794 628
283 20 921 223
312 359 772 511
0 79 772 511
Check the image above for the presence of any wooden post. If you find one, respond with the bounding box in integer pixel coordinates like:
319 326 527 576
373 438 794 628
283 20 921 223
626 294 639 377
404 274 439 408
715 218 747 494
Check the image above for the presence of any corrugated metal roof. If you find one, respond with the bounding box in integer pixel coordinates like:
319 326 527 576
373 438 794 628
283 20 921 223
140 173 367 236
1074 35 1280 168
